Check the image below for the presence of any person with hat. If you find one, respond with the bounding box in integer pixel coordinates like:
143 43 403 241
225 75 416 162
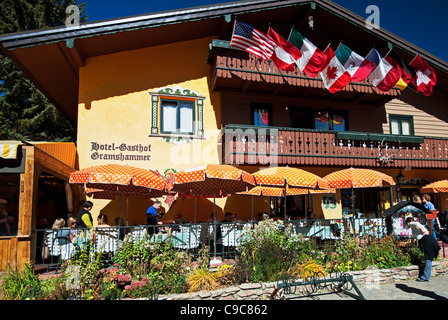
405 213 441 282
0 199 11 236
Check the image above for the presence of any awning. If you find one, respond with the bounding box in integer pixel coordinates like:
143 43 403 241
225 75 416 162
0 143 19 159
0 141 77 169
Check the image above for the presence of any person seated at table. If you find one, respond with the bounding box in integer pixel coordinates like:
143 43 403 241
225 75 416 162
222 212 233 223
257 212 270 221
232 213 243 223
52 218 71 245
97 214 111 228
206 212 215 223
67 216 78 241
169 214 185 232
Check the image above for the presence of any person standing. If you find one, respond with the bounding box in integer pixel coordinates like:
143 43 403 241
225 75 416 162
422 194 437 238
76 201 94 229
422 194 435 211
146 200 162 235
405 214 440 282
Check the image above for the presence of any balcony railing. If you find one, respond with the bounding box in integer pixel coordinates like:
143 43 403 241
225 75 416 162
222 124 448 168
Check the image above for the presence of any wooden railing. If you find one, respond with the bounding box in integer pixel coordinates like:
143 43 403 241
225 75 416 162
222 125 448 168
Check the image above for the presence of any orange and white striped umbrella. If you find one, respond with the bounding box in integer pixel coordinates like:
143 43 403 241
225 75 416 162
323 168 395 189
237 186 335 197
172 164 255 197
420 180 448 193
69 164 168 194
253 167 329 190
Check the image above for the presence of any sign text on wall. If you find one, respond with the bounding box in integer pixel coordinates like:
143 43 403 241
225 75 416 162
90 142 151 161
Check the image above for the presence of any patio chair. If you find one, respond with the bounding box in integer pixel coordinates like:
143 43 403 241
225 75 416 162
95 228 120 253
45 230 78 272
220 224 241 259
94 228 120 266
183 225 201 251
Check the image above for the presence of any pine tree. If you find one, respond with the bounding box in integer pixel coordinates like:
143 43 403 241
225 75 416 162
0 0 87 142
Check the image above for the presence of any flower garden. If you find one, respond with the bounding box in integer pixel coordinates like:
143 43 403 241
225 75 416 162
0 219 425 300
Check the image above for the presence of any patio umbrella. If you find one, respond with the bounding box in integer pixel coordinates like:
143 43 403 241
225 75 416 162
172 164 255 197
323 167 395 215
420 180 448 194
171 164 255 264
236 186 335 220
252 166 329 219
69 164 169 226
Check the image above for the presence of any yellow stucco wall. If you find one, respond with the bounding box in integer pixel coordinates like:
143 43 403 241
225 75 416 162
77 36 229 225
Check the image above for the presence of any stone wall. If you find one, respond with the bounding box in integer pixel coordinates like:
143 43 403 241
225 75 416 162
158 259 448 300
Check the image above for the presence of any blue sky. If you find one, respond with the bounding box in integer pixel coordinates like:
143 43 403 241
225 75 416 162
82 0 448 62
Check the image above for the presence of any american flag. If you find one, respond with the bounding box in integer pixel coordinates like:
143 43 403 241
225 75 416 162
230 20 275 60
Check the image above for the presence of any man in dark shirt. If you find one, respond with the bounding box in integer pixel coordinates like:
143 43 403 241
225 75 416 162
76 201 94 229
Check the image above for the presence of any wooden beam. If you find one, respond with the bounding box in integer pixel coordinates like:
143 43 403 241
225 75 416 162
272 84 283 96
242 80 251 93
33 146 75 180
218 15 232 39
351 93 366 104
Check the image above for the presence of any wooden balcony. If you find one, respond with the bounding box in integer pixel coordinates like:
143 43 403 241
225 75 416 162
208 41 401 106
222 125 448 168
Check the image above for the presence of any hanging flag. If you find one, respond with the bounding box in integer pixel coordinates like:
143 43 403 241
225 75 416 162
409 55 437 96
319 45 352 93
254 109 269 126
385 50 415 90
288 29 329 77
368 49 401 92
365 48 381 68
335 43 376 82
267 28 302 71
230 20 275 60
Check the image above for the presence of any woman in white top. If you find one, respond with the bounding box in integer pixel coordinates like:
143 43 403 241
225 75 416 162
407 217 429 240
406 215 440 282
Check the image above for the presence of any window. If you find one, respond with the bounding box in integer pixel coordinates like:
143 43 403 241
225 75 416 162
251 103 272 126
389 115 414 135
314 110 347 131
161 99 195 134
149 86 205 138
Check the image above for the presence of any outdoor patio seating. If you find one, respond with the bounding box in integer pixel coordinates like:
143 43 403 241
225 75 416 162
95 228 120 253
45 230 77 272
220 224 243 258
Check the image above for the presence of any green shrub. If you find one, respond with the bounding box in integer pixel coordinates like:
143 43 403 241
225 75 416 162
0 263 41 300
236 219 305 282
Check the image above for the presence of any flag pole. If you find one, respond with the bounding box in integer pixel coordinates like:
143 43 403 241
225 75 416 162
287 24 295 41
409 53 419 66
335 41 342 52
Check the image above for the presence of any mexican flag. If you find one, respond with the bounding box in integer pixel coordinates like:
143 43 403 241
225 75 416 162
320 46 352 93
267 28 302 71
335 43 376 82
289 29 329 77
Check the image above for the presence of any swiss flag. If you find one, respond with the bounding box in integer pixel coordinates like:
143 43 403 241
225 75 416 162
409 55 436 96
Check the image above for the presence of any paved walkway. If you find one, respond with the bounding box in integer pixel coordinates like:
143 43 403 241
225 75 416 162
293 273 448 300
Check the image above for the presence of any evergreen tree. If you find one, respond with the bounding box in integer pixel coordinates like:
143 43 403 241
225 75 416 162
0 0 87 142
